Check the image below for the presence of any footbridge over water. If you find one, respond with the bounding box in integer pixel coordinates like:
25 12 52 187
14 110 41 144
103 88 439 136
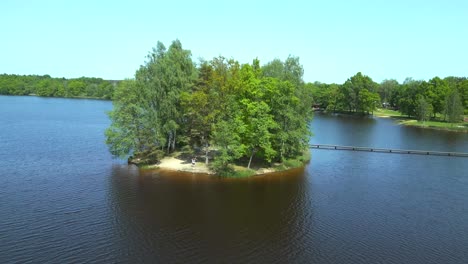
310 144 468 158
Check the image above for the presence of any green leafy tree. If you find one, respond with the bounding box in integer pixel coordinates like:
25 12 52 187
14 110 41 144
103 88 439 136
211 119 245 173
262 56 304 87
269 79 313 160
359 88 381 114
105 79 163 161
36 78 57 96
379 79 399 105
135 40 196 154
67 80 86 97
180 71 218 164
444 89 464 123
341 72 379 113
398 78 423 117
425 77 449 117
415 95 432 122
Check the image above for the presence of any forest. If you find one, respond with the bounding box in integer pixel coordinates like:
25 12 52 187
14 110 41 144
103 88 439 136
105 40 314 175
0 74 116 99
310 74 467 122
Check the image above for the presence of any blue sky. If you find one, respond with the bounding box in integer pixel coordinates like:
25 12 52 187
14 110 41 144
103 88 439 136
1 0 467 84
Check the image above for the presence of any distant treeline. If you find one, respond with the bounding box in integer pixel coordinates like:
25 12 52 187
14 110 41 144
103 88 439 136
0 74 117 99
309 74 468 122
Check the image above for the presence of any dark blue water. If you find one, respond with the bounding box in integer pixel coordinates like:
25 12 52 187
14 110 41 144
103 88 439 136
1 96 467 263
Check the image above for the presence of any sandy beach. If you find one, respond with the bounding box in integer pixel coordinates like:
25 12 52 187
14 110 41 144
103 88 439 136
154 156 213 174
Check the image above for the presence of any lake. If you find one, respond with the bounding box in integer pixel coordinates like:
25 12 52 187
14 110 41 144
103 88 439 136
1 95 467 263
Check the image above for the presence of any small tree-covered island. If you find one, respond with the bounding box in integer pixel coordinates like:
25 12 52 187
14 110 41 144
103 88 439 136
105 40 314 177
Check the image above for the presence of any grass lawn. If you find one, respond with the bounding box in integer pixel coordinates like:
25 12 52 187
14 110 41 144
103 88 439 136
373 108 468 132
373 108 405 118
400 119 468 131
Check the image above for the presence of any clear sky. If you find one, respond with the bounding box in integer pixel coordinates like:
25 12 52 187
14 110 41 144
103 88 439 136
1 0 467 84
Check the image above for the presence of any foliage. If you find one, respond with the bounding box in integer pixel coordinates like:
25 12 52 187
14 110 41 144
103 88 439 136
0 74 115 99
104 40 314 172
379 79 399 104
305 73 468 132
210 119 246 173
444 89 464 122
105 79 147 159
339 72 379 113
105 40 195 162
309 72 380 114
310 75 467 123
415 96 432 122
134 40 196 154
233 169 257 178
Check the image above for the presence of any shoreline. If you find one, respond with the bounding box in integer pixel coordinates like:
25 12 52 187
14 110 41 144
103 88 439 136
372 112 468 132
319 110 468 133
139 155 306 177
143 156 214 174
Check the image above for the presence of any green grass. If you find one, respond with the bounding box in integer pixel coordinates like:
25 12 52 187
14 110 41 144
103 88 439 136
283 158 303 168
231 169 257 178
273 150 311 172
273 164 288 171
400 119 468 131
374 108 468 132
373 108 405 118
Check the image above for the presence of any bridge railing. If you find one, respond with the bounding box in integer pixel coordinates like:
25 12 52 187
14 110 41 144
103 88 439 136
309 144 468 157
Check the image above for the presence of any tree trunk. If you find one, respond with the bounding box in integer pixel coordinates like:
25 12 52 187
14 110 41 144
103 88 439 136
280 141 285 162
247 149 255 169
205 142 209 165
167 132 171 154
172 129 176 151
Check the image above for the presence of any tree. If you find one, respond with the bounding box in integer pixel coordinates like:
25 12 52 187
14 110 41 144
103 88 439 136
379 79 399 105
135 40 196 154
444 89 464 123
398 78 422 117
36 78 59 97
359 88 381 114
460 79 468 111
261 55 304 87
104 40 198 163
105 79 164 162
105 41 314 172
241 99 276 168
180 81 215 164
341 72 379 113
425 77 449 117
415 95 432 122
269 79 313 161
211 119 245 173
67 80 86 97
262 58 284 80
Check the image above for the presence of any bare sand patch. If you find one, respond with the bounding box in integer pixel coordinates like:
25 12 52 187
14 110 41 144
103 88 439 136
156 156 213 174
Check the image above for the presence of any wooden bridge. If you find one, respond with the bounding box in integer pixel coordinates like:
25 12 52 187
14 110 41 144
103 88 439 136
310 144 468 157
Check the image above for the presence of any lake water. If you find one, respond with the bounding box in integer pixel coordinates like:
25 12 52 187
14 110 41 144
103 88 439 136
1 95 467 263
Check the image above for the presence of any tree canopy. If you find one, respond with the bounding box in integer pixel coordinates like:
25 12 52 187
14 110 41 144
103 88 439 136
0 74 115 99
105 40 314 174
310 74 468 121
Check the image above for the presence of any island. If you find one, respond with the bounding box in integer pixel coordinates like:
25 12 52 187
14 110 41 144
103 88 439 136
105 40 314 177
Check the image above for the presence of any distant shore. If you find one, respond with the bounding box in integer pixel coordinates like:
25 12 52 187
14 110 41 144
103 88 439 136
373 108 468 132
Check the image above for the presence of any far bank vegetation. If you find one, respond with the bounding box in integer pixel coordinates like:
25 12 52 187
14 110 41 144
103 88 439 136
310 75 467 126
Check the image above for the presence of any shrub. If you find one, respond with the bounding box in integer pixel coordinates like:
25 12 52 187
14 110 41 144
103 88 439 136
231 169 256 178
283 158 302 168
